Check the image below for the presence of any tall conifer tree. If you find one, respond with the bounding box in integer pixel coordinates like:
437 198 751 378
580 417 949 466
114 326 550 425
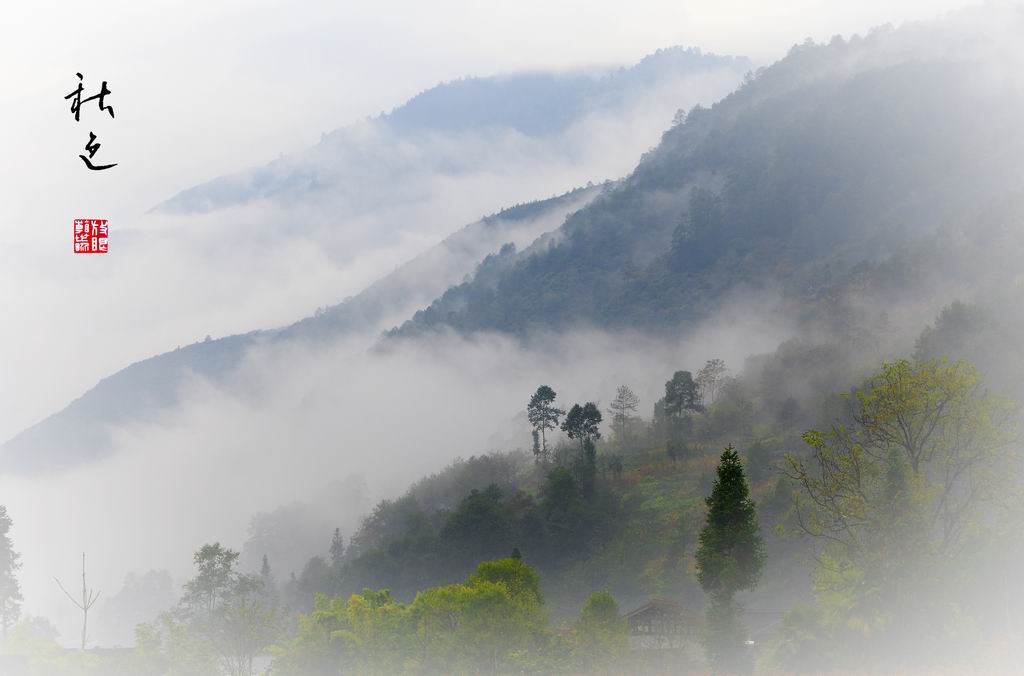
696 446 765 673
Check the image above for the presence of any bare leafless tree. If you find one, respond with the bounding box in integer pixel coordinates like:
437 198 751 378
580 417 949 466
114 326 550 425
696 358 728 406
55 552 100 650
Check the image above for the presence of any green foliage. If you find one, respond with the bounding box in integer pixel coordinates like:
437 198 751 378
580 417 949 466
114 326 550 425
440 485 512 567
527 386 564 463
663 370 701 419
696 447 766 597
562 403 603 492
181 543 242 618
467 557 543 605
696 446 765 673
782 358 1019 670
4 615 61 659
1 614 124 674
573 590 627 671
561 402 603 449
275 558 547 674
329 528 345 568
697 381 755 442
140 543 279 676
0 505 22 642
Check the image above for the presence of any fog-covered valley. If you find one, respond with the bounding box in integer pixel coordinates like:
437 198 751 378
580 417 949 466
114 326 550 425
5 2 1024 674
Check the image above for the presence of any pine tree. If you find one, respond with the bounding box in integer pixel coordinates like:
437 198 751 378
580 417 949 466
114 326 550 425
607 385 639 451
329 528 345 567
0 506 22 642
527 386 564 464
696 446 765 673
260 554 278 605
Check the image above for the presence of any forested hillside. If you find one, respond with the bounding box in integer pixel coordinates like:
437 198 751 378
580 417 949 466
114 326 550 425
8 7 1024 675
390 24 1024 339
228 312 1020 673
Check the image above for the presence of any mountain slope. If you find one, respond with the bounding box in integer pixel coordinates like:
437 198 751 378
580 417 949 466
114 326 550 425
2 46 753 473
0 187 599 473
389 13 1024 339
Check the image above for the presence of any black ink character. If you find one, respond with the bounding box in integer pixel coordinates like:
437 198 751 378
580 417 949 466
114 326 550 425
65 73 115 122
79 132 117 171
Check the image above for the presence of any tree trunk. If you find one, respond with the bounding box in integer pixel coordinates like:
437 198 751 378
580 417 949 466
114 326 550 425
80 552 88 650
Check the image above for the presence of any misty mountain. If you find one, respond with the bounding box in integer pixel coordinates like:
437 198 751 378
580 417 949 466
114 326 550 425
12 11 1024 478
389 14 1024 340
0 187 599 473
156 47 749 213
0 47 751 474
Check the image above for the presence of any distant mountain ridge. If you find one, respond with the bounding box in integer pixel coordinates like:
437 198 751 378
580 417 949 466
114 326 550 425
155 47 750 214
382 47 750 136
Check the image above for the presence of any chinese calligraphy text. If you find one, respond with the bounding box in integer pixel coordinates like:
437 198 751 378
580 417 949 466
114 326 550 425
65 73 117 170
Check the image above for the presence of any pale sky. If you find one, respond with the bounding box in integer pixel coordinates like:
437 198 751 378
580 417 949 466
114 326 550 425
0 0 977 441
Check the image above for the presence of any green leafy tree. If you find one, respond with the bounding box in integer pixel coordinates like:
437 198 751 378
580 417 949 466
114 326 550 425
696 446 765 673
0 505 22 643
573 590 627 672
563 403 602 491
562 403 602 453
146 543 280 676
663 371 702 436
527 386 564 464
341 588 412 674
276 558 546 675
782 359 1018 668
467 556 543 605
270 593 349 675
788 358 1017 563
412 578 540 673
181 543 241 618
411 558 544 673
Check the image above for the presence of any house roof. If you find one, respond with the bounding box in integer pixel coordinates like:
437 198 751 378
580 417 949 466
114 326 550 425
625 598 683 619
